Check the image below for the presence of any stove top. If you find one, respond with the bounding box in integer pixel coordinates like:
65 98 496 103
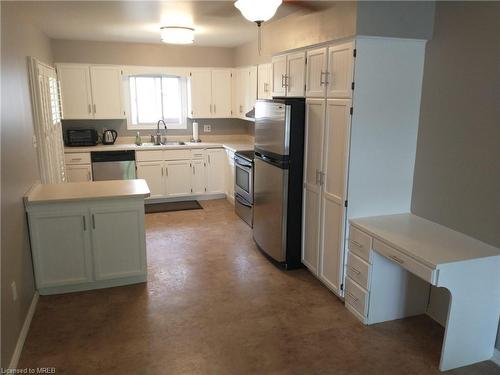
235 150 255 162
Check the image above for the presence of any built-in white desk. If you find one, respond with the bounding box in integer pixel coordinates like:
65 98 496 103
346 213 500 371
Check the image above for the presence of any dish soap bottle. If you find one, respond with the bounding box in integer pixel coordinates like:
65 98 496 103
135 131 142 146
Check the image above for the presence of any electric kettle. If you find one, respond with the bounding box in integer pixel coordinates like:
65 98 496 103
102 129 118 145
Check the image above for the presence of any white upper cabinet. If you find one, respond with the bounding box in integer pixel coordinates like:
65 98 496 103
271 52 306 97
89 66 124 119
257 63 272 100
57 64 124 120
211 70 232 118
286 51 306 97
271 55 287 97
306 47 328 98
327 41 355 98
57 64 93 119
188 70 212 118
232 66 257 119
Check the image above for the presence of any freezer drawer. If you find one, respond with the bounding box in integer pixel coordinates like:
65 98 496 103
252 157 288 262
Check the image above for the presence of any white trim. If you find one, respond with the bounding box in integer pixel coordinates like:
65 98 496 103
492 349 500 366
8 292 39 369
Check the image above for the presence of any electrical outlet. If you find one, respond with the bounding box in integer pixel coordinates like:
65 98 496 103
203 124 211 132
11 281 18 302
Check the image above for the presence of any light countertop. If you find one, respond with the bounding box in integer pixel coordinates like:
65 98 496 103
64 142 254 154
25 179 151 205
350 213 500 268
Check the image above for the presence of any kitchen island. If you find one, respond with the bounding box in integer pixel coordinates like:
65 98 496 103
25 180 150 295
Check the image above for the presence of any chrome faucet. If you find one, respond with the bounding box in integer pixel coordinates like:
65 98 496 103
151 120 168 145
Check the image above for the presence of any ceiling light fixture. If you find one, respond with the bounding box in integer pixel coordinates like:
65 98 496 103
234 0 282 55
160 26 195 44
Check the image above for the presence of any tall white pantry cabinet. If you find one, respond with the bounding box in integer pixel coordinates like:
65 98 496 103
302 37 426 297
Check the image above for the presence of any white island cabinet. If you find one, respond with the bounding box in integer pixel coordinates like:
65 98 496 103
25 180 150 295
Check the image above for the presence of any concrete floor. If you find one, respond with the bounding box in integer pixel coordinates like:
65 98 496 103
19 199 498 374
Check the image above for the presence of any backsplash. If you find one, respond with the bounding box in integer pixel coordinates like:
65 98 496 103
61 118 253 143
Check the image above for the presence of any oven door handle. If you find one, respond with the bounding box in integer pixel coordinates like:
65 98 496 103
235 159 252 169
235 195 252 208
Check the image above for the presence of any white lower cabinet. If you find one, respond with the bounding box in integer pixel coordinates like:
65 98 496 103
136 161 165 198
136 148 227 200
165 160 192 197
191 159 206 194
29 209 93 288
302 98 351 296
27 199 147 295
90 206 146 280
206 148 226 194
66 164 92 182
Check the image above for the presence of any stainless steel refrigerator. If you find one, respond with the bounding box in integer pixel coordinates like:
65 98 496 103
253 98 305 269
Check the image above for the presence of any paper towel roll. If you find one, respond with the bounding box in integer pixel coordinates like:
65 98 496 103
192 122 199 142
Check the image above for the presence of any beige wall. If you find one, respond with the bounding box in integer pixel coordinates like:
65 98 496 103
410 2 500 347
1 2 53 367
52 39 234 67
233 2 357 66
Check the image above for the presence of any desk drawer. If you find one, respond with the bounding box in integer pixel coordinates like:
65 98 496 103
349 225 372 263
65 152 91 165
164 149 191 160
373 239 436 284
136 150 163 162
347 252 370 290
345 277 368 317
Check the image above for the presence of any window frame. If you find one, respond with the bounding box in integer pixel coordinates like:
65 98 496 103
124 74 188 130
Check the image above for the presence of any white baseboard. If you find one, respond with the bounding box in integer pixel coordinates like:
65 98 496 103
8 292 39 369
492 348 500 366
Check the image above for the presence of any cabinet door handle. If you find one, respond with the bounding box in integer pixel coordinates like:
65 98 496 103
351 240 363 249
349 266 361 275
93 104 96 114
320 71 325 86
285 74 289 88
87 171 91 181
389 255 405 264
315 169 321 185
192 165 195 175
210 104 212 113
165 167 168 177
213 104 216 113
91 214 95 229
88 104 92 114
208 155 211 164
346 291 359 302
83 216 86 231
161 167 164 176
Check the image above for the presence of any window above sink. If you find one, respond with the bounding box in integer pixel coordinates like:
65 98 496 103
124 75 188 130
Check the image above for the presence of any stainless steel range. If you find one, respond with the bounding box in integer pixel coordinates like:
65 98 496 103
234 150 254 227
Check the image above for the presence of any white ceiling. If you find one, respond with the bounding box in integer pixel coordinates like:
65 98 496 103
20 1 321 48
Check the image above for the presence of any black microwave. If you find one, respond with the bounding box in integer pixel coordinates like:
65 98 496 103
66 129 99 147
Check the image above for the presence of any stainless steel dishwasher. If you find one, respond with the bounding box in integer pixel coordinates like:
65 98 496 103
91 150 136 181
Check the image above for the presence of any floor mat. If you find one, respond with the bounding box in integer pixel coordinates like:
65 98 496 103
145 200 203 214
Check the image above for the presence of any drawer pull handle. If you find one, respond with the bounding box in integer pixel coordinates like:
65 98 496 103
71 158 82 161
389 255 404 264
349 266 361 275
351 240 363 249
346 292 358 302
